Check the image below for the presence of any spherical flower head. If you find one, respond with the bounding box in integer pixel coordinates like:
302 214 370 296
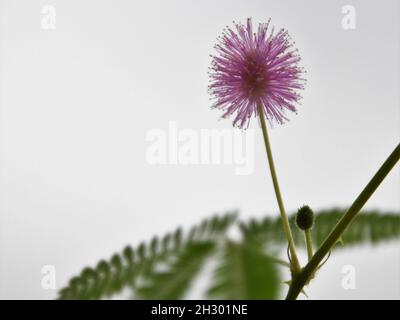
209 18 306 128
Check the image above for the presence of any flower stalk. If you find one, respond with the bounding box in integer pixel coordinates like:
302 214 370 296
286 143 400 299
258 104 301 275
305 229 313 261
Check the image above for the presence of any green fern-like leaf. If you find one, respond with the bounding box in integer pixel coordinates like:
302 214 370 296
59 209 400 300
305 209 400 246
240 210 400 248
207 241 280 299
137 241 215 299
58 212 237 300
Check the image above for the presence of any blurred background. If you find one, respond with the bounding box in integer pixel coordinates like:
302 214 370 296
0 0 399 299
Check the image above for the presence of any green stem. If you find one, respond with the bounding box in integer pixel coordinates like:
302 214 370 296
258 105 301 274
305 229 313 261
286 143 400 299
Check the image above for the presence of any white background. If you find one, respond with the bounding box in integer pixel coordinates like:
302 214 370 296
0 0 399 299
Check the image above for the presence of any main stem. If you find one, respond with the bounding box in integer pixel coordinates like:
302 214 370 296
258 105 301 274
286 143 400 299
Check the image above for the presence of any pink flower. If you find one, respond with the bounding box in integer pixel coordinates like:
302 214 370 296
209 18 305 128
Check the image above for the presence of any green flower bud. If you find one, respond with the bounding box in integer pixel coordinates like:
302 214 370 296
296 205 315 230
